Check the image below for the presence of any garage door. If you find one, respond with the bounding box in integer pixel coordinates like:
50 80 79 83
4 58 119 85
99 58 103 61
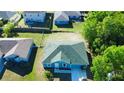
71 68 87 81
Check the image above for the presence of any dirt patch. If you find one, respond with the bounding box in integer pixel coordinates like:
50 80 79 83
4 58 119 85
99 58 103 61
45 32 85 44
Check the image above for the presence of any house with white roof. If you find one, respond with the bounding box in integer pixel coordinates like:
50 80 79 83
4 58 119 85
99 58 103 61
54 11 69 25
0 11 16 20
23 11 46 25
64 11 81 20
0 38 34 75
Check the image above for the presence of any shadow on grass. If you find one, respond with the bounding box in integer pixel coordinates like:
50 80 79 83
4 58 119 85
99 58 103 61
53 73 71 81
5 47 38 76
56 22 73 28
86 51 93 80
0 67 6 79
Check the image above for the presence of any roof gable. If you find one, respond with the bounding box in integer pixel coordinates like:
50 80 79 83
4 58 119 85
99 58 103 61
42 41 89 65
64 11 81 16
0 38 33 59
0 11 16 19
54 11 69 21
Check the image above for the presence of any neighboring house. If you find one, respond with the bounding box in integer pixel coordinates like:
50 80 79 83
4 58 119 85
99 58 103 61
64 11 82 20
0 11 16 20
42 41 89 75
0 38 34 73
23 11 46 24
0 51 5 75
54 11 69 25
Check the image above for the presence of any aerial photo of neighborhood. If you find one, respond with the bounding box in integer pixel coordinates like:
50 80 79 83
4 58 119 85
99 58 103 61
0 11 124 81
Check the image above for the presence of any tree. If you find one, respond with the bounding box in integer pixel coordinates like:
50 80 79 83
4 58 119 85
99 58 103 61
83 18 97 45
3 22 14 37
83 11 124 55
91 46 124 81
0 21 3 27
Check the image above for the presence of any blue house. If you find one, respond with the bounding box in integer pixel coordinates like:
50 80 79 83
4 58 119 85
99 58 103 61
64 11 82 20
42 41 89 78
23 11 46 26
0 38 33 67
54 11 69 25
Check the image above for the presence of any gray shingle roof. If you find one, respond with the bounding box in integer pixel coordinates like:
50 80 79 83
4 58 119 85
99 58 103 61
42 41 89 65
0 38 33 59
0 50 3 58
0 11 16 20
54 11 69 21
64 11 81 17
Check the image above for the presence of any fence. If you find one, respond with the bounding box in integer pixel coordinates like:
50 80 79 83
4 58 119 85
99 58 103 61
12 27 51 33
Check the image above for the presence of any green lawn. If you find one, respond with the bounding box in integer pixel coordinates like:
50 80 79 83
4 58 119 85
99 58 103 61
52 22 84 32
20 48 46 81
17 19 28 27
14 32 49 46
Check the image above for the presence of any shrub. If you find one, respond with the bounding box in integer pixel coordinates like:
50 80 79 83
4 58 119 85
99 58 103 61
2 22 14 37
0 21 3 27
43 71 53 81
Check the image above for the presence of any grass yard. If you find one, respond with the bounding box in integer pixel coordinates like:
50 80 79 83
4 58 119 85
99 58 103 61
46 32 85 43
52 22 84 32
14 32 49 46
17 19 28 27
21 48 46 81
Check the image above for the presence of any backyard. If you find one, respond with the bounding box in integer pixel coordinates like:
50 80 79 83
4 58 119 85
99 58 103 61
52 22 84 32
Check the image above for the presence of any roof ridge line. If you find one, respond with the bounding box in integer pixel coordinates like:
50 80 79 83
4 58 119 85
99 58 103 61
70 45 87 64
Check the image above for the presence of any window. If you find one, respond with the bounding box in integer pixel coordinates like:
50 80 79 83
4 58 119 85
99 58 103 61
62 63 67 67
47 64 51 67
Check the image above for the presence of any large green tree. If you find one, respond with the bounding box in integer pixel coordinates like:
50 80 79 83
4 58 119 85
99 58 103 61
83 11 124 55
91 46 124 81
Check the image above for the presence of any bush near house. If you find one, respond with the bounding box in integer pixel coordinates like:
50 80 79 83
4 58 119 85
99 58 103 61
0 21 3 27
2 22 14 37
43 71 53 81
91 46 124 81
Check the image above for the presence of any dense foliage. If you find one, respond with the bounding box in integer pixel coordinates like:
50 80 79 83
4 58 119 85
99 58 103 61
83 11 124 55
91 46 124 81
83 12 124 81
3 22 14 37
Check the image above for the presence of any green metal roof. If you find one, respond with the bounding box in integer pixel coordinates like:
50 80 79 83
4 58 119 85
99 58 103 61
42 41 89 65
